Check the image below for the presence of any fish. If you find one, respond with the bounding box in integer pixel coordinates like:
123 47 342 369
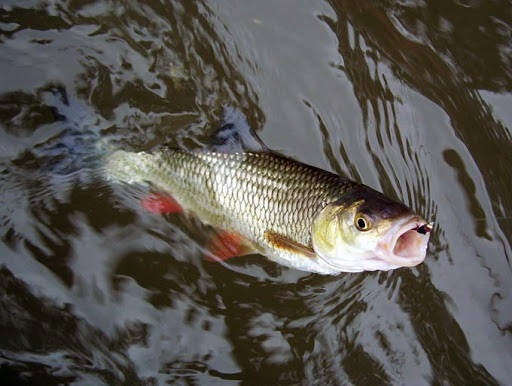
104 148 432 274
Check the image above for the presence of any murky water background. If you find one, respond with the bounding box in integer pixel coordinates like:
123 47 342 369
0 0 511 384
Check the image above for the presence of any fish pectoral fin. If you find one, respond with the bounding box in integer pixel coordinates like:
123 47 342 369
263 230 316 258
141 192 183 214
205 231 256 262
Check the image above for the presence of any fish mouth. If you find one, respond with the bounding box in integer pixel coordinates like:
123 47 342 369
313 214 432 273
377 216 432 267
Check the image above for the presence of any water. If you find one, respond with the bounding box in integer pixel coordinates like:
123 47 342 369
0 0 511 384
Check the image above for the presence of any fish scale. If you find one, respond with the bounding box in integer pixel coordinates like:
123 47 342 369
106 148 354 248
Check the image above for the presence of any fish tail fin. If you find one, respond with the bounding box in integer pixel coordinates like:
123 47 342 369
29 85 110 177
103 150 155 185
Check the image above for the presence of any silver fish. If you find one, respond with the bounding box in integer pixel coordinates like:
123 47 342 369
105 149 432 274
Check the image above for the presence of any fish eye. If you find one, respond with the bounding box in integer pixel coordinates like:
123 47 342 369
355 215 370 231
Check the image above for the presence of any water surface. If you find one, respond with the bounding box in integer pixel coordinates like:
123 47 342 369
0 0 511 384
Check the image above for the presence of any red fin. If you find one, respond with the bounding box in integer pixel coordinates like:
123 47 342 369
141 193 182 214
205 231 253 262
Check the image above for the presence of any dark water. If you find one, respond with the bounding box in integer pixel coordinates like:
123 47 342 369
0 0 511 384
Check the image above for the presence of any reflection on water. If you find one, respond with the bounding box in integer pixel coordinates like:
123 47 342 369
0 0 511 384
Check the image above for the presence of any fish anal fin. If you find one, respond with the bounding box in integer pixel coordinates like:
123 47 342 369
205 231 256 262
263 230 316 258
141 193 183 214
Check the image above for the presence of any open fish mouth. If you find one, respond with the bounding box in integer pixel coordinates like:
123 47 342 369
314 216 433 273
382 217 433 266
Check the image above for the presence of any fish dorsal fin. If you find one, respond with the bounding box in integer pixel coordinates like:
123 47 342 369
208 107 268 153
263 230 316 258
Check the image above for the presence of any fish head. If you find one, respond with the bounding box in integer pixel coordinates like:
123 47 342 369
311 187 432 272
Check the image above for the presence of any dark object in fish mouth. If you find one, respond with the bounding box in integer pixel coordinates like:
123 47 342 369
416 223 432 235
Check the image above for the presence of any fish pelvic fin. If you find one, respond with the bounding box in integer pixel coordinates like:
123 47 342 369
263 230 316 259
205 231 256 262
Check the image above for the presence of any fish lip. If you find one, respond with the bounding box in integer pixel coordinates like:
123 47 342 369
377 215 431 266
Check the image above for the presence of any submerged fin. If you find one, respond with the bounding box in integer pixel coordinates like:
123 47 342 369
205 231 256 262
263 230 316 258
208 106 268 153
28 86 105 176
141 193 183 214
